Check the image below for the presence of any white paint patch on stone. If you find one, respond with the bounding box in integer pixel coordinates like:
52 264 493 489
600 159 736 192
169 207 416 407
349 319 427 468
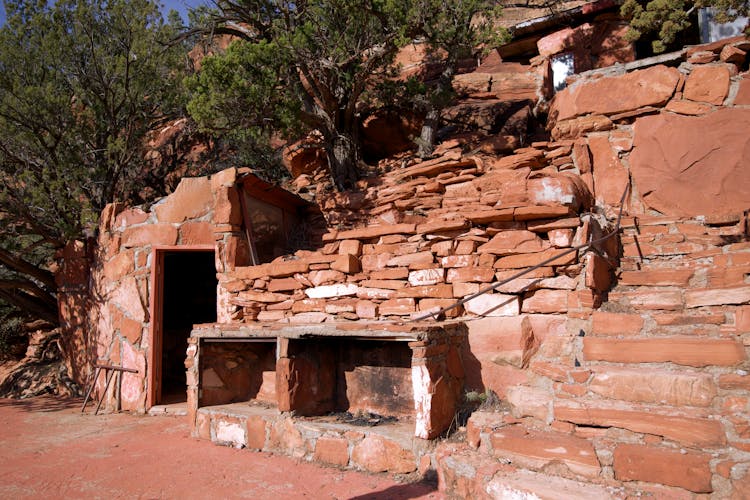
464 294 520 317
215 421 246 447
408 268 444 286
305 283 359 298
412 364 431 439
486 482 542 500
216 284 234 323
533 177 575 206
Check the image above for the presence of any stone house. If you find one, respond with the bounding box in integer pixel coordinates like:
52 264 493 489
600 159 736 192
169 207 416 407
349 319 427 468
57 9 750 499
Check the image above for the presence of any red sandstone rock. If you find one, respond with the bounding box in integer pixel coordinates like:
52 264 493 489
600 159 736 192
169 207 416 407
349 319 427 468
526 174 590 210
613 444 712 493
551 114 614 141
440 255 476 268
418 298 463 318
493 248 577 269
452 67 538 101
589 134 629 207
490 425 600 478
620 289 683 310
583 337 747 367
314 437 350 467
111 277 147 322
379 298 416 315
120 316 142 344
463 293 519 316
212 186 242 226
355 300 378 319
446 267 495 283
338 239 362 256
685 285 750 308
329 223 417 241
121 224 178 248
588 366 717 407
179 221 214 245
477 230 546 255
309 270 345 287
591 311 644 335
488 149 545 171
683 64 731 105
154 177 212 223
720 44 747 64
268 418 306 457
103 250 135 283
267 278 303 292
386 251 434 268
734 74 750 105
549 65 680 123
351 435 416 474
521 289 568 314
619 268 694 286
395 284 453 299
408 268 444 286
330 254 360 274
664 99 713 115
245 415 267 449
113 207 149 229
416 218 469 234
537 26 584 57
629 108 750 217
555 403 726 447
584 253 611 292
513 205 573 221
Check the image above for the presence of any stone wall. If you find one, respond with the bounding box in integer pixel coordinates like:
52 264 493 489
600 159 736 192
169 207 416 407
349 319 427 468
62 29 750 496
74 173 239 410
436 36 750 498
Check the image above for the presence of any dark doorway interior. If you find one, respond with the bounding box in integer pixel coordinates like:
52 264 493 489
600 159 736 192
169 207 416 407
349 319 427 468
161 251 217 403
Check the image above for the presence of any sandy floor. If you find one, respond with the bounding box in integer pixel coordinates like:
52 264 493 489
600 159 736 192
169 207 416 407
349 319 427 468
0 396 442 499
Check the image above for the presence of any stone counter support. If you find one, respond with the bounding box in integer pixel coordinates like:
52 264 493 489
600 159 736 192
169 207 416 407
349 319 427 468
187 322 467 440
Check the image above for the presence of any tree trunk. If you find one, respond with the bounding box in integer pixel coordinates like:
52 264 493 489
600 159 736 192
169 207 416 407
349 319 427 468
418 107 439 158
328 133 360 191
417 63 456 158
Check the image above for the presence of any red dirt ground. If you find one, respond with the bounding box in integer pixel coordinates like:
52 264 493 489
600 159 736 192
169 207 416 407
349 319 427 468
0 396 442 499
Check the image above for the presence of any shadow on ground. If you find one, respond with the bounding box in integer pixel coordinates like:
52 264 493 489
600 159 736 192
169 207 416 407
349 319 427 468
348 480 439 500
0 396 82 413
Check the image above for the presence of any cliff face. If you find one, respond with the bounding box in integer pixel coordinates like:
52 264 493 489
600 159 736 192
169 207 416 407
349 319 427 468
58 31 750 497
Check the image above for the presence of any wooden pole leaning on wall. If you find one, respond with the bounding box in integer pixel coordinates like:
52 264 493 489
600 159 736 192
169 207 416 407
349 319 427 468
80 364 139 415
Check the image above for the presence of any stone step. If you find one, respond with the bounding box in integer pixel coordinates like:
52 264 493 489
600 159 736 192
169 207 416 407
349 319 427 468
436 442 628 499
460 407 723 496
501 383 727 448
195 403 435 475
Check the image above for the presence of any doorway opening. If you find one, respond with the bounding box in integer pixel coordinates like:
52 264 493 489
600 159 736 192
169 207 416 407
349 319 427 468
155 249 217 405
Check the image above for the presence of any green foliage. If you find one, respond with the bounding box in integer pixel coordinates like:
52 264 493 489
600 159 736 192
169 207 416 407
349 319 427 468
621 0 750 52
185 0 505 188
0 0 186 322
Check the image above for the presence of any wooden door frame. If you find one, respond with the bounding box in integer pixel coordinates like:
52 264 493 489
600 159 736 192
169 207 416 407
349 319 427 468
147 244 215 409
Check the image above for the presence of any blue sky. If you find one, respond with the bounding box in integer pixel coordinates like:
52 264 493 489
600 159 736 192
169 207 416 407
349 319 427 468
0 0 209 26
162 0 209 23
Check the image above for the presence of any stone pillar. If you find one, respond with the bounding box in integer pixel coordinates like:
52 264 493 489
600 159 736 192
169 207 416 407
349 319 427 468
186 336 200 435
411 328 466 439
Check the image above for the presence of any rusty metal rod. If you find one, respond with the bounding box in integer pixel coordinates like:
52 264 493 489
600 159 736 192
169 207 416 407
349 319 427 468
94 363 139 373
409 183 631 322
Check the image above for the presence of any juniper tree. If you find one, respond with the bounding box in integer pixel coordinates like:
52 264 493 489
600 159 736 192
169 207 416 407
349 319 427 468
0 0 186 323
622 0 750 52
185 0 505 188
